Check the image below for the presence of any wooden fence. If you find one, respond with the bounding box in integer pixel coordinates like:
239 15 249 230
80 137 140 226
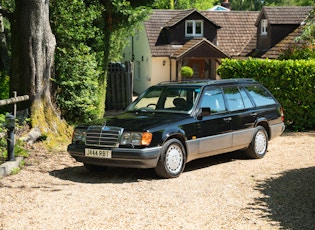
0 92 29 117
106 62 133 111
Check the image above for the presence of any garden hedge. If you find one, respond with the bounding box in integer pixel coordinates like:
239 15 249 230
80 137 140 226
217 58 315 130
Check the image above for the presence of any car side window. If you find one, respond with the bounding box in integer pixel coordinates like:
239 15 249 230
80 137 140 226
199 88 226 113
246 85 276 106
239 87 254 109
223 87 245 111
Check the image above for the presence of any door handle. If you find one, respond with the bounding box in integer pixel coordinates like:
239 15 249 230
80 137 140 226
251 112 258 116
223 117 232 122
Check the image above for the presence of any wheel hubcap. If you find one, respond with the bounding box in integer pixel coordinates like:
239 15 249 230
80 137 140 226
255 131 267 155
166 144 183 174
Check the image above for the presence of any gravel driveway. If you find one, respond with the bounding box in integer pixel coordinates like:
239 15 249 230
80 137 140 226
0 132 314 230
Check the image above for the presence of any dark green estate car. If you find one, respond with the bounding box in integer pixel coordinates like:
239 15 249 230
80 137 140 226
67 79 285 178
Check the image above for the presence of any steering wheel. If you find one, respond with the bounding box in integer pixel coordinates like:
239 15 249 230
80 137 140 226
146 103 157 108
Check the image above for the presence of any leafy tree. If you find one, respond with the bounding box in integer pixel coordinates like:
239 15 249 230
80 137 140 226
279 7 315 59
0 0 71 144
153 0 217 10
263 0 314 6
50 0 103 123
229 0 314 11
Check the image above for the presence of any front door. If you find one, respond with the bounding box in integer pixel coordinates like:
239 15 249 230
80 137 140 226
188 59 205 79
195 87 232 156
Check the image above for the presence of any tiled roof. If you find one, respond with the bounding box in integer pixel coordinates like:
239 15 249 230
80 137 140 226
255 6 313 25
262 25 305 59
145 10 259 57
144 10 180 57
202 11 259 56
238 34 257 57
164 9 195 27
172 38 228 59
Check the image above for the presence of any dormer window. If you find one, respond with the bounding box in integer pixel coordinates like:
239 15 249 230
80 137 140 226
185 20 203 37
261 19 268 35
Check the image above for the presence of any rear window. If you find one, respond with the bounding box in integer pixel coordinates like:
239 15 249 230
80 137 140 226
246 86 276 106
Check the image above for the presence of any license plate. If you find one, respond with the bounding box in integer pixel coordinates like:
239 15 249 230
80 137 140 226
85 149 112 158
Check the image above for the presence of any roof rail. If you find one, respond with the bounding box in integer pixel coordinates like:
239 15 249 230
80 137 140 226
206 78 256 84
158 78 256 85
157 79 210 85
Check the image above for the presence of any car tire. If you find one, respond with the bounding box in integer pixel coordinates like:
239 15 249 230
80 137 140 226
84 163 107 172
245 126 268 159
155 139 186 179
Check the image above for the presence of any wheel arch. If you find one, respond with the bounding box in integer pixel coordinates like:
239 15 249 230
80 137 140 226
162 133 188 158
255 119 270 140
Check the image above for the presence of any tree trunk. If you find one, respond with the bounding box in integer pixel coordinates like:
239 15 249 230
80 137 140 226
10 0 70 141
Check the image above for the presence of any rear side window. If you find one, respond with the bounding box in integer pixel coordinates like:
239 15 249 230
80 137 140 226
239 87 254 109
223 87 245 111
246 86 276 106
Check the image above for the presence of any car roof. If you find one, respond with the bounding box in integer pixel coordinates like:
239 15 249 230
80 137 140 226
157 78 258 87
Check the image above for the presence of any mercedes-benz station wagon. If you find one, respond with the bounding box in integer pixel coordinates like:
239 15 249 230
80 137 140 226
67 79 285 178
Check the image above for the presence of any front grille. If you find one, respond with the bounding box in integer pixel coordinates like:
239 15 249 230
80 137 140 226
85 126 123 147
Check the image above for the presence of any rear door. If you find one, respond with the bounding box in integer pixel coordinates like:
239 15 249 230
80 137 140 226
222 86 256 147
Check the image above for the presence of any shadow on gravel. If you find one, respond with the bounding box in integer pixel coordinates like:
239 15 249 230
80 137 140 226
49 166 159 184
184 150 247 172
49 151 247 183
249 166 315 230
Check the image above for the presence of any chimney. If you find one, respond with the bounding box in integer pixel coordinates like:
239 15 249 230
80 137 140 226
221 0 230 10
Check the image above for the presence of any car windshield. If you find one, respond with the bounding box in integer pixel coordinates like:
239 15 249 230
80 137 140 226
126 86 201 113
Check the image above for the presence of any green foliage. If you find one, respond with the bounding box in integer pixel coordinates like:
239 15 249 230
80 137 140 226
280 46 315 60
181 66 194 77
0 72 9 113
0 115 28 161
280 7 315 60
50 0 152 123
51 0 104 123
153 0 217 9
228 0 314 11
0 72 9 99
218 58 315 131
55 45 101 123
0 114 6 157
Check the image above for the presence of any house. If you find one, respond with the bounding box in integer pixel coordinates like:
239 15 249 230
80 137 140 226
121 5 313 94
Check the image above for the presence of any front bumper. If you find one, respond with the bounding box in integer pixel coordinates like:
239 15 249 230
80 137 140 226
67 144 161 169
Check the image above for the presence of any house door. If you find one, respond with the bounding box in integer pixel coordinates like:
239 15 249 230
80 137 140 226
188 59 205 78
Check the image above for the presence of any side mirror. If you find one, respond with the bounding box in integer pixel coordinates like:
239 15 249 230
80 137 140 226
197 107 211 120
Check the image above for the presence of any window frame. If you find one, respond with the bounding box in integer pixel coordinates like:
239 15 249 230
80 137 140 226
260 19 268 35
185 20 204 37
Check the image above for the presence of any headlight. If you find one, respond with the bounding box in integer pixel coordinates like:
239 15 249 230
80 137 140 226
72 128 87 143
120 132 152 146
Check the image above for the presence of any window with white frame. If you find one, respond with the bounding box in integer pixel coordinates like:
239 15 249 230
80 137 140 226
261 19 268 35
185 20 203 37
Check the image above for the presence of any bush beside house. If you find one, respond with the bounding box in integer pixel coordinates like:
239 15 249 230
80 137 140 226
181 66 194 78
218 58 315 131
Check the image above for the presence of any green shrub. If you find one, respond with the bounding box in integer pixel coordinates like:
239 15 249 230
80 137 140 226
0 72 9 114
51 0 104 124
181 66 194 78
55 45 102 123
279 46 315 60
218 58 315 131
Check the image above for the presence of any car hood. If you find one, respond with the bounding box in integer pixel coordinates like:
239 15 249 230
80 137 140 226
84 111 191 132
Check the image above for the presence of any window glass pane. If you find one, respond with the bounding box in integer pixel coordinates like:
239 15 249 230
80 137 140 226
186 21 193 34
246 86 276 106
223 87 245 111
195 21 202 34
200 88 226 113
239 87 254 108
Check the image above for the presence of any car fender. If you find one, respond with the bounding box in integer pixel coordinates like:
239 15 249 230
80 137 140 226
254 117 270 138
161 127 187 148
